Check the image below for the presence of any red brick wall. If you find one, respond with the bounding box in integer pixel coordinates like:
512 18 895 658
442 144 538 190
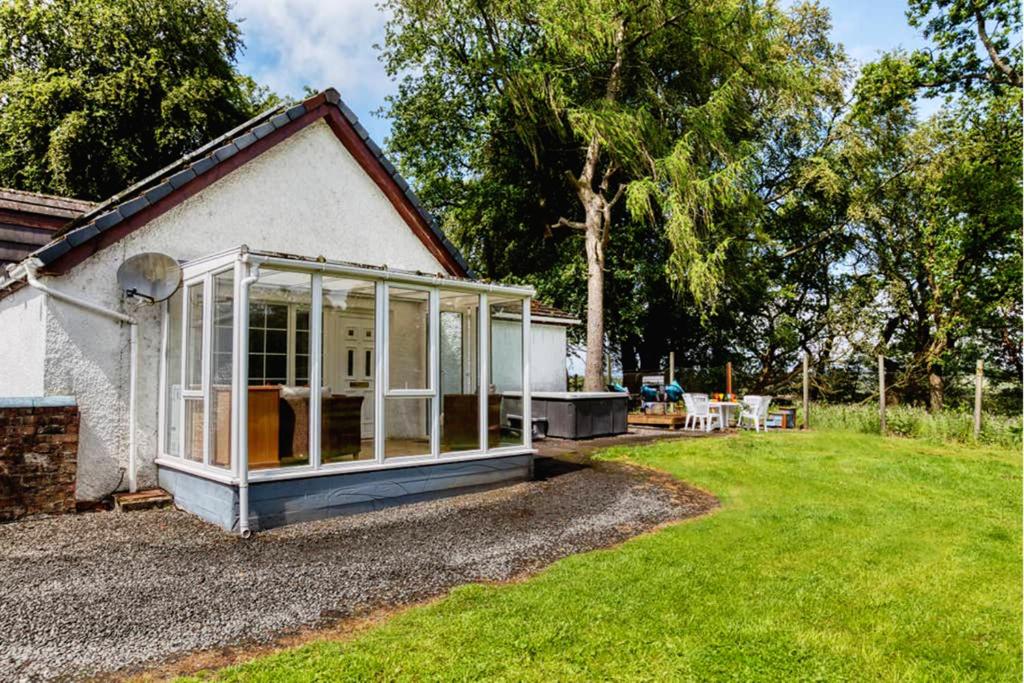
0 403 78 521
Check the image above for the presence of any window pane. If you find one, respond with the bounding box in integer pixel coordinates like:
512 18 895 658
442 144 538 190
322 276 376 463
185 283 204 391
385 398 431 459
266 303 287 329
265 329 287 354
249 327 264 353
183 398 204 462
163 289 183 456
248 269 312 469
441 291 480 454
210 270 234 469
489 297 525 448
388 287 430 390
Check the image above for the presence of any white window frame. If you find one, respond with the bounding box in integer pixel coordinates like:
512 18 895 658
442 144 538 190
156 247 535 486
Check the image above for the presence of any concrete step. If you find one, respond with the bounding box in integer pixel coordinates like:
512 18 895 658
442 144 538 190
112 489 173 513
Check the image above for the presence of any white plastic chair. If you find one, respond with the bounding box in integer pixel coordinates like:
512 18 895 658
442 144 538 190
684 393 722 432
737 395 772 432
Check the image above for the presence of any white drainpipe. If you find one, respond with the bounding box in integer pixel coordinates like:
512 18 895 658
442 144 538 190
23 260 140 493
236 257 261 538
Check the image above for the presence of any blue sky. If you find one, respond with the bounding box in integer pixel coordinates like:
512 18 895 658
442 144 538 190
232 0 936 145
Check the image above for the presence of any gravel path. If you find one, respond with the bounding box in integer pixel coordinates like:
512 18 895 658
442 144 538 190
0 462 715 681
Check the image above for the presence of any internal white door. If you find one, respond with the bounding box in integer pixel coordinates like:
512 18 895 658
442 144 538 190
323 311 375 439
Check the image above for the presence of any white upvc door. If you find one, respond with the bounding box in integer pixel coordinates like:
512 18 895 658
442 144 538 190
323 310 375 438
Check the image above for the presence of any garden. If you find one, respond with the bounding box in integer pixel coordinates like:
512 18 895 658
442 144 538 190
182 428 1021 681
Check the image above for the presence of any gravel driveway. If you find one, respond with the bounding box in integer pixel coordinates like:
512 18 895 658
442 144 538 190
0 460 715 681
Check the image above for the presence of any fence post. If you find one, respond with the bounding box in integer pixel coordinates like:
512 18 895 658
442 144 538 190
802 353 809 430
974 359 983 441
878 355 886 436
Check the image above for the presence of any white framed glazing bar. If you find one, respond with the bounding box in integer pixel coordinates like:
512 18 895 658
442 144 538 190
478 292 489 451
309 273 323 469
374 281 386 464
522 297 532 450
229 259 242 477
429 287 440 459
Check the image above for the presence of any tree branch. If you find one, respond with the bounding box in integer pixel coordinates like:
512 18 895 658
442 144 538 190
975 8 1021 86
550 217 587 231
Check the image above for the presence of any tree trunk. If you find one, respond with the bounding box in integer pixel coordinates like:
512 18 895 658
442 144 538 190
583 203 606 391
928 364 944 412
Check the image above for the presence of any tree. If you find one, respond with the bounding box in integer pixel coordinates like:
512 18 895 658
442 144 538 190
0 0 277 201
838 90 1022 410
856 0 1021 111
382 0 844 390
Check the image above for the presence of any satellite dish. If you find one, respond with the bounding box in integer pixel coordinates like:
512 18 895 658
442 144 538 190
116 252 182 303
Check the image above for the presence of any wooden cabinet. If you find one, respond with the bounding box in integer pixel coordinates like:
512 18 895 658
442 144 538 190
212 386 281 468
248 386 281 468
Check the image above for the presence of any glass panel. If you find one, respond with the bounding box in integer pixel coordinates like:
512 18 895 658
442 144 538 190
247 269 312 469
388 287 430 390
295 309 310 385
210 270 234 469
440 291 480 454
163 289 183 456
385 398 431 459
321 276 376 463
489 297 525 448
185 283 204 391
183 398 204 462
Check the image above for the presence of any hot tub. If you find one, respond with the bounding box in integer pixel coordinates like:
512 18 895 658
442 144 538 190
504 391 629 440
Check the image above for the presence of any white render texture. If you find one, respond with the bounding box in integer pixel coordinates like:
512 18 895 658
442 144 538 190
32 119 449 499
0 286 46 396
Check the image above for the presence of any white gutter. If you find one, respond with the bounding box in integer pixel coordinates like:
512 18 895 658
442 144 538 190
235 257 261 538
23 260 140 493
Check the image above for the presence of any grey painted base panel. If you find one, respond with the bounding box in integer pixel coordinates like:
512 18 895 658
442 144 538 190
158 454 532 532
158 467 238 530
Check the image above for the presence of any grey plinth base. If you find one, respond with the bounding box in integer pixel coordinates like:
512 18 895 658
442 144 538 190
158 453 533 532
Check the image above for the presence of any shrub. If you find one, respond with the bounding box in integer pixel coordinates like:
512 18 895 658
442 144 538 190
802 402 1022 449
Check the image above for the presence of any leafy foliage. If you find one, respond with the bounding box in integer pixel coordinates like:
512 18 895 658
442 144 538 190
0 0 277 200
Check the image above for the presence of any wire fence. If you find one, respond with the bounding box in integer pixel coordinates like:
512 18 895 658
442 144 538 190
611 352 1021 447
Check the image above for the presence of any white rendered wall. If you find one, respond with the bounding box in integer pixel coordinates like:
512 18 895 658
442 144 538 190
0 286 46 396
39 119 448 499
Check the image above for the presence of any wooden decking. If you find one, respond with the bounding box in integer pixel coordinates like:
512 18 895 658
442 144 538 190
626 413 689 430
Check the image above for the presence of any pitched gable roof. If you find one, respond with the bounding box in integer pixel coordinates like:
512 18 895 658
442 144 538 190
0 189 94 268
11 88 472 280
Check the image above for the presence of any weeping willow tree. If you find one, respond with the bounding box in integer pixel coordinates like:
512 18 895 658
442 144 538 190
382 0 844 389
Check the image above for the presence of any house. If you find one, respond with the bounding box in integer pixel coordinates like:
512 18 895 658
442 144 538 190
0 88 569 534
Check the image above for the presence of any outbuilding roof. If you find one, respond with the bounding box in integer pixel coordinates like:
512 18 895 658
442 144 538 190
0 189 94 268
2 88 472 285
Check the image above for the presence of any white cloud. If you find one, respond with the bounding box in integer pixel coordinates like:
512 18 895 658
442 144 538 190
231 0 396 122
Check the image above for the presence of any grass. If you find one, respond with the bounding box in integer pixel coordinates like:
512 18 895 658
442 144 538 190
183 431 1021 681
807 402 1023 449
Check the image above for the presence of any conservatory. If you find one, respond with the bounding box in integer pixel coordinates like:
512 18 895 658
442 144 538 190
156 247 533 534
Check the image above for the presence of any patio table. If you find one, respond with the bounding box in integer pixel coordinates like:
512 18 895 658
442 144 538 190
708 400 741 430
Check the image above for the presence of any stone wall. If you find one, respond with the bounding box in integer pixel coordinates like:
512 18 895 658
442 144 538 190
0 397 78 521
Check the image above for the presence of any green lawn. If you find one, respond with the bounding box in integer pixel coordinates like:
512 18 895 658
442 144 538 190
186 431 1022 681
